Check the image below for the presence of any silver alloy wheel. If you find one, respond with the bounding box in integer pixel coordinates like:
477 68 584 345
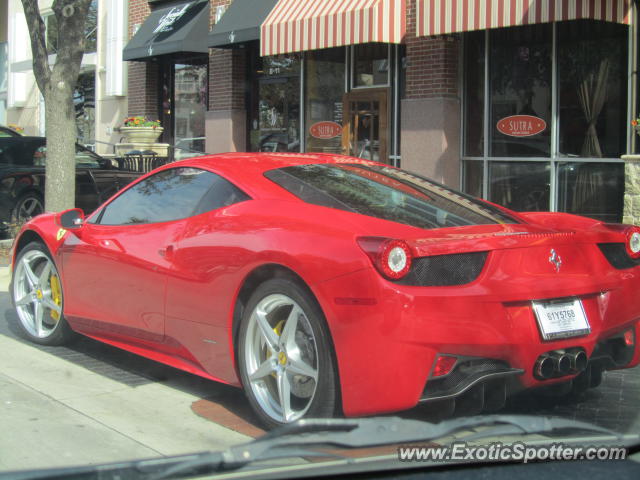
16 196 44 222
244 294 319 423
13 250 63 338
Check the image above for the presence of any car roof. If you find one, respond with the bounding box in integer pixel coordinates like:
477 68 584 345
174 152 382 200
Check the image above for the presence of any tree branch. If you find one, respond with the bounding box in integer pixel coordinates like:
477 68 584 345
21 0 51 93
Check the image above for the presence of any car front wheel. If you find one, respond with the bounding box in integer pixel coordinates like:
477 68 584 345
12 242 76 345
238 278 338 428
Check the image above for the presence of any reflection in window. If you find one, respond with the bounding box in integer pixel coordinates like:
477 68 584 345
249 54 300 153
74 72 95 146
463 160 483 198
305 48 345 154
174 62 207 149
266 164 518 230
558 21 627 158
98 168 246 225
490 25 551 157
463 31 485 157
353 44 389 87
489 161 550 212
557 162 623 222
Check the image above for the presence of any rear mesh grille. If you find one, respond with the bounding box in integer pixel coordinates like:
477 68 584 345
598 243 640 270
396 251 488 286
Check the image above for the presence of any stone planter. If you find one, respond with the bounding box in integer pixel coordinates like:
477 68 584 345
120 126 163 143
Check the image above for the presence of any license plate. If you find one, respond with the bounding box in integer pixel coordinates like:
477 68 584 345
532 298 590 341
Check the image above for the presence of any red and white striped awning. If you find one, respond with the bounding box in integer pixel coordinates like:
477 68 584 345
261 0 406 56
417 0 633 37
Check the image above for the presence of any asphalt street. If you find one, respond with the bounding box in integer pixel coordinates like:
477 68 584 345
0 263 639 473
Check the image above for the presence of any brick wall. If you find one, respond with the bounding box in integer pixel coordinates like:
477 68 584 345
404 0 460 100
208 49 245 111
127 0 158 118
208 0 246 112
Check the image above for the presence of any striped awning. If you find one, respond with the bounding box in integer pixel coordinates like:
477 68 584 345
417 0 633 37
261 0 406 56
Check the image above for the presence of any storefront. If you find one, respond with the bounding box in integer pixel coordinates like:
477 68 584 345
418 0 635 222
207 0 406 163
126 0 637 222
124 0 210 149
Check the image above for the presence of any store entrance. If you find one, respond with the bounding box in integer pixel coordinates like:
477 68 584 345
341 88 388 163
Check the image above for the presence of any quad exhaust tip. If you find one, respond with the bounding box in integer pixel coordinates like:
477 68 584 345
534 349 587 380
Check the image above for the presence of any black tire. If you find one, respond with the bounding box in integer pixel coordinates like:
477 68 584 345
237 278 338 429
11 241 76 345
12 192 44 224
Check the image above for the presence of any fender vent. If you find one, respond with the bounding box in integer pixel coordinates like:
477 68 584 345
598 243 640 270
395 251 488 287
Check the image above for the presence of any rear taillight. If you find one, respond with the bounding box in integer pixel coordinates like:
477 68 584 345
357 237 413 280
626 227 640 259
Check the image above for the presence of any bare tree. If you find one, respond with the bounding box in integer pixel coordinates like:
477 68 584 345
21 0 92 212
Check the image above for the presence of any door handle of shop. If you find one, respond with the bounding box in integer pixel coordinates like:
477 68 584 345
158 244 174 259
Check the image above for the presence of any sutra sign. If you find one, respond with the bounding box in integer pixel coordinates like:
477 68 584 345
497 115 546 137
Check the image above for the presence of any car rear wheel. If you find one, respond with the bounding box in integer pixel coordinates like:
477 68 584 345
238 278 338 428
12 242 76 345
12 193 44 224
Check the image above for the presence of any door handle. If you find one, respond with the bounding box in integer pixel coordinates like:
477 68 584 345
158 244 174 259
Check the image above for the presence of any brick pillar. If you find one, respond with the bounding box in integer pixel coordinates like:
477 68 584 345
126 0 160 120
401 0 461 188
206 47 247 153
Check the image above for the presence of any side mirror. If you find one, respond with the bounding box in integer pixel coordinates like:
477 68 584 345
55 208 85 230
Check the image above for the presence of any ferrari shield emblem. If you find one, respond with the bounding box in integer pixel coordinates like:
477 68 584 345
56 228 67 241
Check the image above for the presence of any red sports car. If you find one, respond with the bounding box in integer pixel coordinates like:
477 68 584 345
9 153 640 428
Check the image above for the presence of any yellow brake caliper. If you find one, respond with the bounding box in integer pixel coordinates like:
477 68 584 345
49 274 62 321
267 320 285 377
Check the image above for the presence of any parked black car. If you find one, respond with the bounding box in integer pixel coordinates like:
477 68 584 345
0 125 22 137
0 136 142 232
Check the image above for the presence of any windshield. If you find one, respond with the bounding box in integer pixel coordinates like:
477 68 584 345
265 163 519 229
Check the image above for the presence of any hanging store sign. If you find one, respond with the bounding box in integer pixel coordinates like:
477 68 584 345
497 115 547 137
310 121 342 139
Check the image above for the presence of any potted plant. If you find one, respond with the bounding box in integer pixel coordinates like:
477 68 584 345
120 116 163 143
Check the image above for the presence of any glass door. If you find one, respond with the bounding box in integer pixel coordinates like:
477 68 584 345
342 89 388 163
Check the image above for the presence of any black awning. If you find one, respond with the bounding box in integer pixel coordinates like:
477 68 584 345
123 0 209 61
208 0 277 48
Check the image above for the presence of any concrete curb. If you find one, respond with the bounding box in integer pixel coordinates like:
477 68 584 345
0 265 10 292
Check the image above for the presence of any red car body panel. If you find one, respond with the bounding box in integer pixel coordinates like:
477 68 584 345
11 153 640 417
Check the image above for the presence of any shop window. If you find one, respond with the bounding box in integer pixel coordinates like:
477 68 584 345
305 48 345 154
174 63 207 149
558 21 627 158
463 160 483 198
353 44 389 88
490 25 552 158
74 72 95 146
463 31 484 157
46 0 97 55
462 21 628 223
557 162 624 223
488 161 550 212
248 53 301 153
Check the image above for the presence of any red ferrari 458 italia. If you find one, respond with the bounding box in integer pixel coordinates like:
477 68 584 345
9 153 640 428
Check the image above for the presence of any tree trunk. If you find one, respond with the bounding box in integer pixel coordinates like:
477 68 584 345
21 0 92 213
44 75 76 212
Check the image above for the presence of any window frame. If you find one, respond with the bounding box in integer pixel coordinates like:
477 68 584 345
461 20 633 218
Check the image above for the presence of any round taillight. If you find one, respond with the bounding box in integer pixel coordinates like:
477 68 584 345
379 240 412 280
626 227 640 258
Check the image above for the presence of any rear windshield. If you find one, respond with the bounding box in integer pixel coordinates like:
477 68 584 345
264 164 518 229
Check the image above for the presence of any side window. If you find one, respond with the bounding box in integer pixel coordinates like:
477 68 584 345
97 167 249 225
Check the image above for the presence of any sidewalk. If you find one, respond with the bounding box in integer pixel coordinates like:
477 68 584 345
0 265 10 292
0 269 253 472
